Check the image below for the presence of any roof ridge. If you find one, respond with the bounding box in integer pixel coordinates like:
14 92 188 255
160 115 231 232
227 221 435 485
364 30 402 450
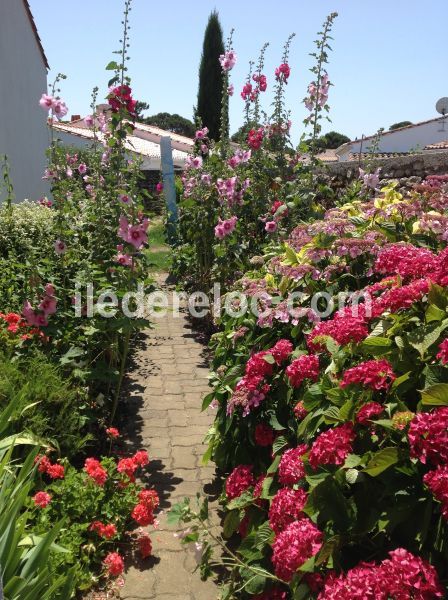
23 0 49 69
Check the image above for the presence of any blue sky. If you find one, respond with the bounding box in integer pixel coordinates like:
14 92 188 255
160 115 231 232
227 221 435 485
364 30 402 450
30 0 446 144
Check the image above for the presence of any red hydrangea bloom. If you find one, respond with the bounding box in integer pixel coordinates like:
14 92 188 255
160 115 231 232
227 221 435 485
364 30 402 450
106 427 120 438
270 339 293 365
33 491 51 508
84 458 107 486
117 457 138 479
340 359 396 391
90 521 117 539
133 450 149 467
437 339 448 365
309 423 355 470
225 465 255 500
132 502 155 526
308 317 368 351
376 278 430 314
238 513 250 538
137 533 153 558
253 587 288 600
46 463 65 479
246 351 274 378
103 552 124 577
269 487 308 534
255 423 275 447
374 243 438 280
272 518 323 582
253 474 266 503
318 561 384 599
380 548 444 599
294 401 308 420
278 445 308 485
139 489 159 511
424 465 448 520
35 454 51 473
356 402 384 425
408 408 448 465
286 354 319 388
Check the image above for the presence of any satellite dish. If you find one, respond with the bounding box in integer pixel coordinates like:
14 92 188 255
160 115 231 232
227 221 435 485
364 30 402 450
436 97 448 116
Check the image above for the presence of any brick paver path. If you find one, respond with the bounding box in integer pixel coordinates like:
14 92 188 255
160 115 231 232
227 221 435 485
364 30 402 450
120 275 218 600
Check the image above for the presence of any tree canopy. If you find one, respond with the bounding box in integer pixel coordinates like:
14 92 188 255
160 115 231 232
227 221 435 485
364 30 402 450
389 121 413 131
196 11 225 141
142 112 196 138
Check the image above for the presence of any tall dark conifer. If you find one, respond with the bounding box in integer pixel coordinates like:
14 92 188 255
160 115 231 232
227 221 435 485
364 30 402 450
196 11 225 141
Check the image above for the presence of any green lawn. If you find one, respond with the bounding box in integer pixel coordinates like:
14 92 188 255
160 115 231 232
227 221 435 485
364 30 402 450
146 219 172 272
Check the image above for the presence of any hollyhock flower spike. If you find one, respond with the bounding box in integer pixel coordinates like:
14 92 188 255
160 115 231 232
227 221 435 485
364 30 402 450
265 221 277 233
219 50 237 71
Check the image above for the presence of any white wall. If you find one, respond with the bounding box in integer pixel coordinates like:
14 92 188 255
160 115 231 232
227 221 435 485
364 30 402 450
338 118 448 161
0 0 49 203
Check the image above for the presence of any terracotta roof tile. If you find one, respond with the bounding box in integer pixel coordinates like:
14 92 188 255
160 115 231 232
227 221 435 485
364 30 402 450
424 140 448 150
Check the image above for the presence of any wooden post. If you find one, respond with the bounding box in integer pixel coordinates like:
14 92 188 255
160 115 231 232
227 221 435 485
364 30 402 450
160 136 178 244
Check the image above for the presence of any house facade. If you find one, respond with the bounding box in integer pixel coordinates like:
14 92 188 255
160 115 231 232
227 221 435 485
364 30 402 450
0 0 49 203
335 117 448 162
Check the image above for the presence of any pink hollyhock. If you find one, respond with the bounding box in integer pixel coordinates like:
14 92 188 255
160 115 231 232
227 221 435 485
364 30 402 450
54 240 66 255
119 194 131 204
195 127 208 140
278 445 308 485
340 359 396 391
437 339 448 364
90 521 117 539
241 82 253 101
137 533 153 558
78 163 87 175
254 423 274 447
106 427 120 438
103 552 124 577
84 457 107 486
38 294 57 316
408 408 448 465
253 73 267 92
156 182 163 193
286 354 319 388
270 339 293 365
52 99 68 119
225 465 255 500
356 402 384 425
185 155 203 169
275 63 291 83
227 83 234 96
214 216 237 239
272 518 323 582
269 487 308 534
309 423 355 470
265 221 277 233
84 114 94 127
39 93 54 110
115 252 133 267
33 491 51 508
132 502 155 526
118 215 149 249
247 128 264 150
219 50 237 71
294 401 308 420
424 465 448 520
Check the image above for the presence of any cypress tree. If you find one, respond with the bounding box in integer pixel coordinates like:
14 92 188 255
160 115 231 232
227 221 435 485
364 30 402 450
196 11 225 141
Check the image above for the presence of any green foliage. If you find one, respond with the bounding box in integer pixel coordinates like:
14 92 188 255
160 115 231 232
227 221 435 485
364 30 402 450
389 120 413 131
196 11 225 141
143 112 195 138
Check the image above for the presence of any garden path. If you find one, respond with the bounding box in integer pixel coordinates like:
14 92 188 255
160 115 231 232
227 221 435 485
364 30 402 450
120 273 219 600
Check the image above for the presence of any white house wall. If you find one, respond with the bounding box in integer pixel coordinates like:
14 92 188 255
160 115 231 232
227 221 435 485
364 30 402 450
339 118 448 160
0 0 49 203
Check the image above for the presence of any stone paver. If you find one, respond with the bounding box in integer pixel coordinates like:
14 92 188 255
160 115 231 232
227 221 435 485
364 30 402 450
120 275 218 600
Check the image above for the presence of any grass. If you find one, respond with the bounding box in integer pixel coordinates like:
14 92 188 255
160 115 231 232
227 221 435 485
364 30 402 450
146 218 172 272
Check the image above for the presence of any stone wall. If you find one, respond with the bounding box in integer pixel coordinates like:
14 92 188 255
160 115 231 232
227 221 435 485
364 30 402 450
321 151 448 192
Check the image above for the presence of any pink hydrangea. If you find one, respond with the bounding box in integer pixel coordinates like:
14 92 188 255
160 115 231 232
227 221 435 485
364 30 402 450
269 487 308 534
437 339 448 365
424 465 448 520
380 548 444 599
309 423 355 470
286 354 319 388
318 561 384 599
408 408 448 465
254 423 275 447
272 519 323 582
356 402 384 425
376 278 430 314
270 339 293 365
278 445 308 485
253 587 288 600
374 243 438 280
340 359 396 391
225 465 255 500
246 350 274 378
308 317 369 351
